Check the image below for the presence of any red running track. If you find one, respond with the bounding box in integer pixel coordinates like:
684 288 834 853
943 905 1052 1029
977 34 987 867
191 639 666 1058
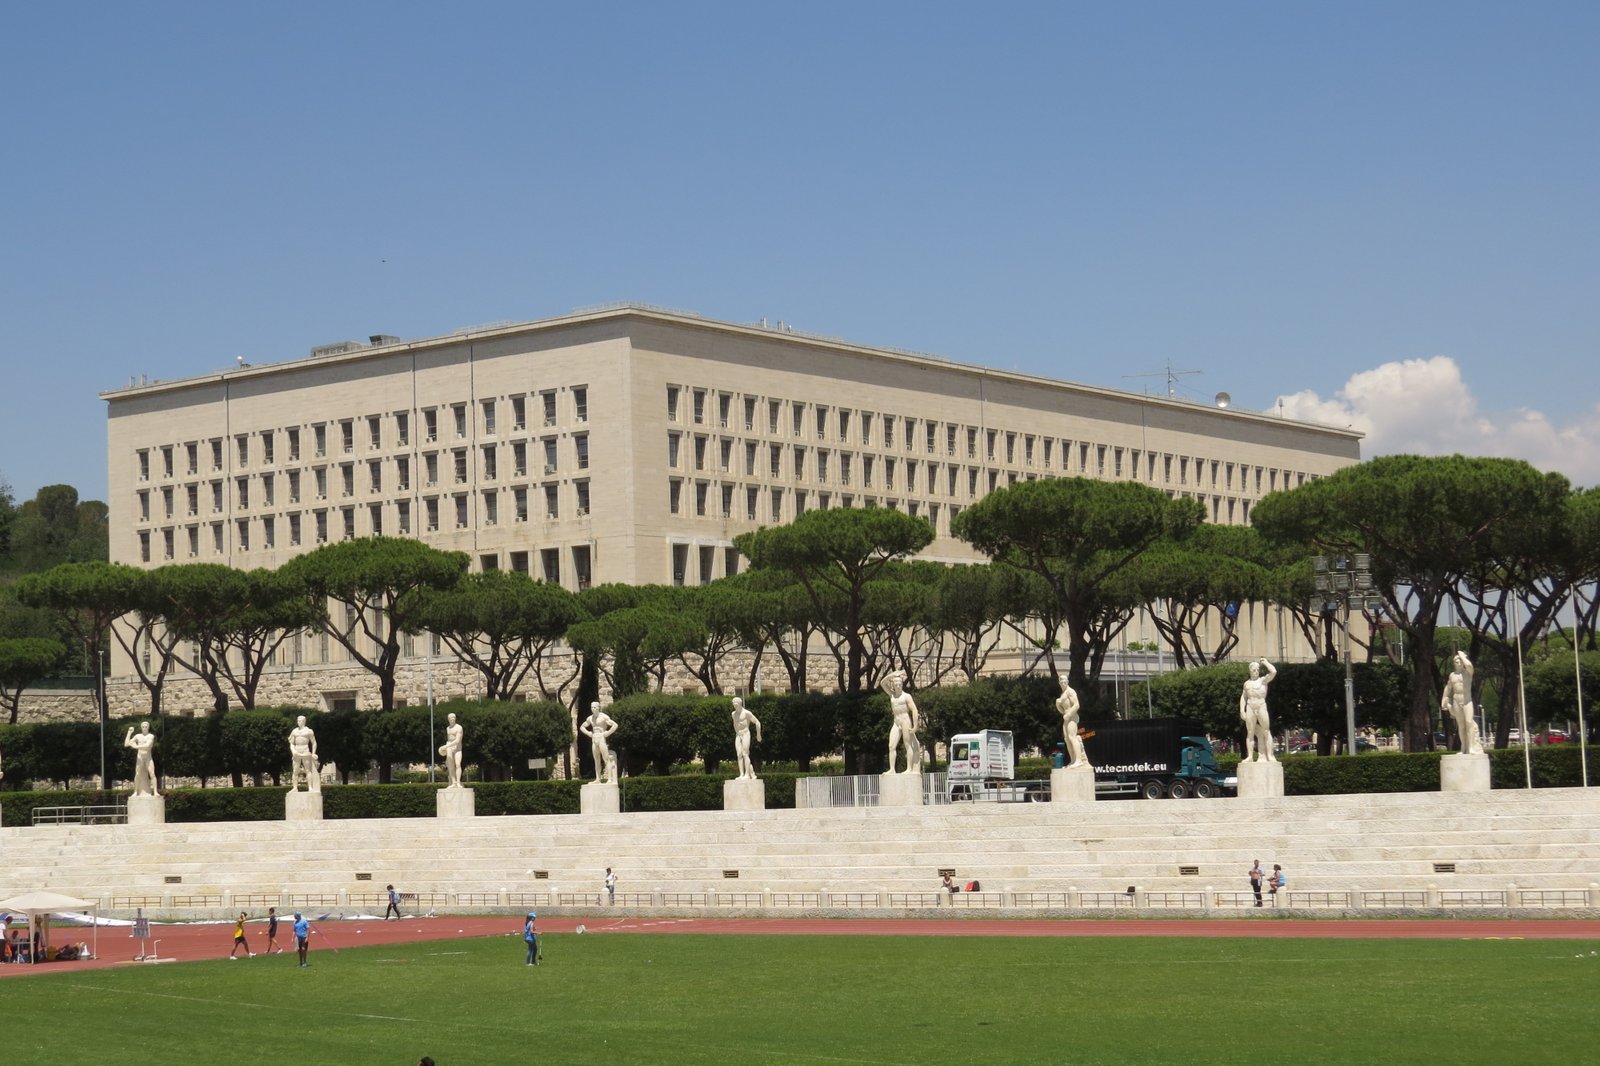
4 914 1597 979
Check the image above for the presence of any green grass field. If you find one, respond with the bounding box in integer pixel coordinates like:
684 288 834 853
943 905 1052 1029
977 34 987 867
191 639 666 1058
7 932 1597 1064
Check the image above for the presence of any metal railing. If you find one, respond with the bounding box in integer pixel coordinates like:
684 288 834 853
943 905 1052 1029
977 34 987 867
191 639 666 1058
32 805 127 826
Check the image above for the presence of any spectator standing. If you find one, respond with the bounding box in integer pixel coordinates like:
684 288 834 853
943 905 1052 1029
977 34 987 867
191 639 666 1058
293 911 311 967
604 867 617 905
1249 860 1265 908
266 907 283 954
523 912 540 966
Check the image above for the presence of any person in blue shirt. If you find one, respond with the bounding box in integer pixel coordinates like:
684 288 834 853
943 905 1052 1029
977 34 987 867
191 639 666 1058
523 912 540 966
385 884 401 921
293 912 311 967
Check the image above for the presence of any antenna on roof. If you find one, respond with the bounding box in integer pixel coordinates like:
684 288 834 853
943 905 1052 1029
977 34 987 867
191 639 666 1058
1123 362 1201 399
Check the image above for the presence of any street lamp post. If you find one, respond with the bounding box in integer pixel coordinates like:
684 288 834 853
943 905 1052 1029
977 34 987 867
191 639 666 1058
1313 554 1380 754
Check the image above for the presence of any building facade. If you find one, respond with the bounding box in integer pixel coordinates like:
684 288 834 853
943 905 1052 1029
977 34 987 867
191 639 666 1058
103 304 1361 713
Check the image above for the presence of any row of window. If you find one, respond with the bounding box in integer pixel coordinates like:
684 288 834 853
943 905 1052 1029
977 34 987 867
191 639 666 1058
135 481 594 561
134 436 590 523
134 388 589 482
664 385 1310 495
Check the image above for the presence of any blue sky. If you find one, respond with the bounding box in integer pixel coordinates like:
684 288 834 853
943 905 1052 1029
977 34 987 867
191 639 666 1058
4 1 1598 502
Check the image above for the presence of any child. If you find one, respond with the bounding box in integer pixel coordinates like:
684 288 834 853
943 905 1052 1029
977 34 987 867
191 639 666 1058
229 912 254 958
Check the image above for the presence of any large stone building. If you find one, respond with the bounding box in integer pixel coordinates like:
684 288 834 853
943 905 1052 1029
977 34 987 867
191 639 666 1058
103 304 1361 713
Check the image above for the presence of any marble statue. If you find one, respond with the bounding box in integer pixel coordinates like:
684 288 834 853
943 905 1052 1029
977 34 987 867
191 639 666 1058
1239 658 1277 762
288 715 320 793
580 702 619 783
1441 651 1484 756
731 697 763 780
439 712 465 787
1056 682 1088 768
124 721 158 796
882 670 922 774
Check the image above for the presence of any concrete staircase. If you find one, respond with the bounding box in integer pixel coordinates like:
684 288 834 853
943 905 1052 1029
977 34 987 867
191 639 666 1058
4 787 1598 917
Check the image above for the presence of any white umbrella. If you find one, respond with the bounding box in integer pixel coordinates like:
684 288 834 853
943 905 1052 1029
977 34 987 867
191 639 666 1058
0 891 99 964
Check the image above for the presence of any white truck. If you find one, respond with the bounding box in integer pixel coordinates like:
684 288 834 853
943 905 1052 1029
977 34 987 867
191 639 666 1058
945 729 1049 803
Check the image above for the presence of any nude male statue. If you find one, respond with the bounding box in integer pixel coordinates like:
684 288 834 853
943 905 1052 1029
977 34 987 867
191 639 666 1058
288 715 320 793
125 721 158 796
731 697 763 780
882 670 922 774
1056 681 1088 768
438 712 464 787
580 702 619 783
1239 658 1278 763
1441 651 1484 755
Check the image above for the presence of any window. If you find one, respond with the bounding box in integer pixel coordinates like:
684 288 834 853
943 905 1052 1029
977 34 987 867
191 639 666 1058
692 389 706 424
341 463 355 497
861 412 874 445
575 434 589 470
769 444 781 478
668 480 682 514
425 498 439 531
452 404 467 439
672 544 688 586
542 392 557 426
721 483 734 517
514 487 529 522
1024 435 1034 465
699 544 715 585
718 393 731 427
289 513 302 546
424 453 438 486
926 422 937 454
314 424 327 457
213 522 225 552
746 486 758 520
544 483 558 519
694 481 708 517
815 405 828 439
482 400 496 435
947 425 957 456
838 409 851 441
771 487 783 520
575 480 590 516
885 458 896 490
234 436 247 467
719 438 732 472
368 416 381 449
288 427 301 460
693 436 706 471
236 520 249 552
840 454 852 486
368 460 382 493
792 404 803 437
479 553 499 572
541 548 561 585
212 438 225 470
314 511 328 543
343 507 356 540
138 491 150 521
455 495 469 529
138 450 150 482
1043 438 1053 468
341 420 354 453
543 438 558 473
573 386 588 423
185 442 198 474
481 446 496 480
667 385 680 421
395 457 409 491
863 455 874 488
395 413 408 446
574 545 592 589
314 467 328 499
423 409 438 442
186 485 198 516
666 434 680 469
212 481 224 512
768 399 781 434
743 396 756 430
235 478 248 510
510 550 529 574
884 419 895 448
262 516 276 549
795 447 806 479
262 474 274 507
818 451 829 483
396 500 410 534
512 396 526 431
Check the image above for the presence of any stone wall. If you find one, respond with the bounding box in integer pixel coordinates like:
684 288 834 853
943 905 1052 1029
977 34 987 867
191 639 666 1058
13 690 99 724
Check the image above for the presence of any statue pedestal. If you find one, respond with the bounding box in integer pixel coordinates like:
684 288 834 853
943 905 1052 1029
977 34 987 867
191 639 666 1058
723 778 766 811
285 790 324 821
1050 765 1096 802
126 794 166 825
1441 752 1491 792
436 786 476 818
878 771 924 807
1236 759 1284 799
581 781 620 815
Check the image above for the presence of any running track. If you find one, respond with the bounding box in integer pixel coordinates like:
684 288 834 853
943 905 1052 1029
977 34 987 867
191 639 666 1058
4 914 1597 979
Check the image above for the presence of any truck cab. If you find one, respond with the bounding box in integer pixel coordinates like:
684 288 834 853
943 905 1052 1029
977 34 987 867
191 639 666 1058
946 730 1049 803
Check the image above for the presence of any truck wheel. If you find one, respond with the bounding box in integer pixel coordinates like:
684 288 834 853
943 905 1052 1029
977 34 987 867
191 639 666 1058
1193 779 1218 799
1167 778 1192 799
1140 778 1166 800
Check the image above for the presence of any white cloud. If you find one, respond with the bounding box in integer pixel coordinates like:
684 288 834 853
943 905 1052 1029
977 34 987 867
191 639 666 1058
1275 356 1600 488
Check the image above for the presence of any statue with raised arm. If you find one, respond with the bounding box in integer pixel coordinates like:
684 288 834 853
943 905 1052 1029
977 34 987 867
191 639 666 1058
1239 658 1278 763
883 670 922 774
580 702 619 783
288 715 320 793
1441 651 1484 755
125 721 158 796
1056 681 1088 768
438 712 464 787
731 697 763 780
